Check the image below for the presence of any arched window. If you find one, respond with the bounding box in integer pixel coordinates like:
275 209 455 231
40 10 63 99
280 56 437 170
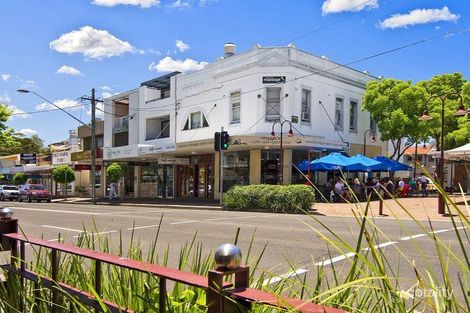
183 111 209 130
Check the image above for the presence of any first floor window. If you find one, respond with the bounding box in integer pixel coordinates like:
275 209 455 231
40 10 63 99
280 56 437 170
349 100 358 131
231 91 241 123
265 87 281 122
301 89 311 122
183 111 209 130
335 97 344 129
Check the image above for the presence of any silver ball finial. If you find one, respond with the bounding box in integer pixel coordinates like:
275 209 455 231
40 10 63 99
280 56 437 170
214 243 242 270
0 207 14 219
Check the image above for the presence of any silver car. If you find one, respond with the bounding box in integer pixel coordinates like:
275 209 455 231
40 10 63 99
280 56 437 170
0 185 21 201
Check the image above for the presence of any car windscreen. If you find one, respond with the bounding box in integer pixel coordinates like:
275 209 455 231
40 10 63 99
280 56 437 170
30 185 46 190
3 186 18 190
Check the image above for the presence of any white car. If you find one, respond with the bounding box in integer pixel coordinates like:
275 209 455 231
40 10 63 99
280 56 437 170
0 185 21 201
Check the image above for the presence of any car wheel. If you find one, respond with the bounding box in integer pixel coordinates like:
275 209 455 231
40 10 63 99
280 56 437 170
9 198 13 201
28 195 32 203
18 197 23 202
0 194 4 201
47 198 51 203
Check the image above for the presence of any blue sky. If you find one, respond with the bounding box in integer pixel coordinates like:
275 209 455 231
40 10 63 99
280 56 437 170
1 0 469 145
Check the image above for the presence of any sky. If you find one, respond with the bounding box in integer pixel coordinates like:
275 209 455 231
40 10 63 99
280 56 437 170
0 0 469 145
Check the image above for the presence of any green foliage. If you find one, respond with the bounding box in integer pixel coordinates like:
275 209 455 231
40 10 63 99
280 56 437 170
0 133 48 156
0 104 20 153
106 162 123 183
224 184 315 213
12 172 27 185
52 165 75 184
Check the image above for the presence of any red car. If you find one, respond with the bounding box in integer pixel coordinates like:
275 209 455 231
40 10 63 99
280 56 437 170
19 184 52 203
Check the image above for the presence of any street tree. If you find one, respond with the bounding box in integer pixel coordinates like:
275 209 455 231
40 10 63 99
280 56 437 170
416 73 470 150
0 104 20 153
362 78 428 160
52 165 75 200
12 173 27 186
106 163 123 183
0 133 48 156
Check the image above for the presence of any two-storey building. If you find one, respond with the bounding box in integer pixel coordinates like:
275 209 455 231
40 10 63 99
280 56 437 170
103 44 387 199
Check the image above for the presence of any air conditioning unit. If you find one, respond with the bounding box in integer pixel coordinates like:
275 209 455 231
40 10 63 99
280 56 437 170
301 112 310 121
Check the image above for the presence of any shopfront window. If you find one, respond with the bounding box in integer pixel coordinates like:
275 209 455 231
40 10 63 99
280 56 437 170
261 150 280 184
222 151 250 191
140 164 174 198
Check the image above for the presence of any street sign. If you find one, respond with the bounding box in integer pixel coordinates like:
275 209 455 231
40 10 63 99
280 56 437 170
20 153 37 164
262 76 286 84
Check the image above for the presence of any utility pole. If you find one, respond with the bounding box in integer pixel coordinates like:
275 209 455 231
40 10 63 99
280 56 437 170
219 126 224 205
91 89 97 205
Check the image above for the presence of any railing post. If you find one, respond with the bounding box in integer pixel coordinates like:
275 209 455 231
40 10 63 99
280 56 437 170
51 249 58 313
207 270 224 313
159 277 167 313
94 260 102 313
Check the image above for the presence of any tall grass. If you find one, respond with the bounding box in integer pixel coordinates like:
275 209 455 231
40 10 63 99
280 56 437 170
0 185 468 312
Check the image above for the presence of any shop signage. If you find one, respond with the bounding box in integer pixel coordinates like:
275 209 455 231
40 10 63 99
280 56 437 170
291 115 298 123
104 146 139 160
71 150 91 161
52 151 71 165
20 153 37 164
74 164 102 171
139 144 176 155
228 135 346 150
262 76 286 84
158 157 189 165
0 168 11 174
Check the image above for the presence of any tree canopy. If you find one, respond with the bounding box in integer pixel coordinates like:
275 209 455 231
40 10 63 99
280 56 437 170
52 165 75 184
12 173 27 185
106 163 123 183
363 73 470 160
0 104 20 152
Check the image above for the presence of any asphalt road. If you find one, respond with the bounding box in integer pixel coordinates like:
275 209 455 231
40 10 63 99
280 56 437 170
1 201 468 295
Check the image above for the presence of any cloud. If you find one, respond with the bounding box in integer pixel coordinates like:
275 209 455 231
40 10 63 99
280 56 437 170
322 0 378 14
92 0 160 8
57 65 83 76
380 7 459 29
20 80 38 90
1 74 10 81
0 91 11 103
199 0 217 7
8 105 31 119
50 26 135 59
149 56 208 73
175 39 190 52
18 129 38 137
87 102 105 116
169 0 190 9
101 85 112 91
35 98 82 111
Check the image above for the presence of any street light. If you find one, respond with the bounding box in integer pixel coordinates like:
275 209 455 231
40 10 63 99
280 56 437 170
419 92 467 215
363 129 376 156
271 120 294 185
17 89 98 205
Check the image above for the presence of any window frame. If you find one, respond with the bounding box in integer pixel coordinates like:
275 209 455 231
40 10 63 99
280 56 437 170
349 99 358 132
265 87 282 122
230 91 241 124
334 96 344 130
182 111 209 131
301 88 311 123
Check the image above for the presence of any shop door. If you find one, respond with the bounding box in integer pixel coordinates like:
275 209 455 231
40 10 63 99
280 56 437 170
177 165 195 197
157 165 174 198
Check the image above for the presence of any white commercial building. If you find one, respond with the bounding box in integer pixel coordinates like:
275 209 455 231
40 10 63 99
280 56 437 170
103 44 387 199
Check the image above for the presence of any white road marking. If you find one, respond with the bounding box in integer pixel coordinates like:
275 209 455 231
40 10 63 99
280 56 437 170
205 217 232 221
315 241 398 266
400 226 467 241
170 220 197 225
72 230 117 238
42 225 84 233
127 224 160 230
11 207 105 215
262 268 308 286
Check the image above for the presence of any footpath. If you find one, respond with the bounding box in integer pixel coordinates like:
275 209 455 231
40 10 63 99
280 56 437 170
53 195 470 221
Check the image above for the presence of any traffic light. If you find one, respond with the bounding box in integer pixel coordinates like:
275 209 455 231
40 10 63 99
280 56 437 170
221 131 230 150
214 132 221 151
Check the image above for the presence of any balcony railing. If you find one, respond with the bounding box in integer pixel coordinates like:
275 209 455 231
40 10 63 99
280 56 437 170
113 116 129 133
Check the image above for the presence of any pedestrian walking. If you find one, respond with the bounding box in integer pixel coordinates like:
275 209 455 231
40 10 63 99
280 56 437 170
109 182 117 200
420 173 428 197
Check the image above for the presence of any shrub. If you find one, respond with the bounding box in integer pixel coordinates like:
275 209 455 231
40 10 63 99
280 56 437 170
224 184 314 213
106 162 123 183
12 173 27 185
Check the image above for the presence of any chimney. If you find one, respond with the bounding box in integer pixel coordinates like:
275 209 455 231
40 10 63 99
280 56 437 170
224 43 236 58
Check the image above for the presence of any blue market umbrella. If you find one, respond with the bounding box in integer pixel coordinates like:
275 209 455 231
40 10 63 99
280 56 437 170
309 152 354 171
344 154 382 172
295 160 311 172
372 156 412 172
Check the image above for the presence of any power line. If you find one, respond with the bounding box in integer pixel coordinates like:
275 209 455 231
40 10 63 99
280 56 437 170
10 104 84 116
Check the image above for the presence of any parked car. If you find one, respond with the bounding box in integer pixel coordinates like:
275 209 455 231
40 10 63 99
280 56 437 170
0 185 21 201
19 184 52 203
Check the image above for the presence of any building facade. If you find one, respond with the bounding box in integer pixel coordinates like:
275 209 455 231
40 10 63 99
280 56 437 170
103 44 387 199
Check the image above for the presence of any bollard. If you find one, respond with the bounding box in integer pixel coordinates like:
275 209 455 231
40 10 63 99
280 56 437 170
379 199 384 216
207 244 251 313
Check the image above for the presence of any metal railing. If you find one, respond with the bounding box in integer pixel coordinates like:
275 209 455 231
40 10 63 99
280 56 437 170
113 116 129 133
1 223 347 313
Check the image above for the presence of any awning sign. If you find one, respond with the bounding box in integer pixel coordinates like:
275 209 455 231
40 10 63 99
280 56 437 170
52 151 71 165
262 76 286 84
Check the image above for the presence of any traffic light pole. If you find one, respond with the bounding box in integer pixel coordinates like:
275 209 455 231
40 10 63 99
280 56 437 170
219 127 224 205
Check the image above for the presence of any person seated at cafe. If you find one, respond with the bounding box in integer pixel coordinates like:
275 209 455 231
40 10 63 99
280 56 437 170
334 179 350 202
